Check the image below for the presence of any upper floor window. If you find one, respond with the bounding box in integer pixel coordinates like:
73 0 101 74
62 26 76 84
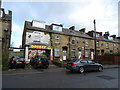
32 20 45 29
85 40 88 47
34 32 41 41
72 39 75 45
108 36 113 40
96 41 99 48
106 43 109 49
55 36 60 40
53 25 62 32
114 44 116 49
93 33 100 37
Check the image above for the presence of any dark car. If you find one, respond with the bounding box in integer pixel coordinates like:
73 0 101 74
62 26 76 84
9 56 26 68
66 59 103 73
30 55 49 69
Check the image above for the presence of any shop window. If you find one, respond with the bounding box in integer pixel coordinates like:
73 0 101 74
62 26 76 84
71 49 76 57
72 39 75 45
106 43 109 49
54 48 60 57
114 44 116 49
34 32 41 41
85 40 88 47
85 50 89 57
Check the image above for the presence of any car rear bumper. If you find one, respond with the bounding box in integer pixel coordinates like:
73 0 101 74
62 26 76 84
66 66 79 71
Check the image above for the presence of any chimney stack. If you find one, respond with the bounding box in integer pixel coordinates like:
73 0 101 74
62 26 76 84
69 26 75 30
79 28 85 33
104 31 109 39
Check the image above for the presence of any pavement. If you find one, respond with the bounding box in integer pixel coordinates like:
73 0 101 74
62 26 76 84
103 65 120 69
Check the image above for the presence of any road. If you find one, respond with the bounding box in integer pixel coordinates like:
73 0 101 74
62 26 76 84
2 66 119 88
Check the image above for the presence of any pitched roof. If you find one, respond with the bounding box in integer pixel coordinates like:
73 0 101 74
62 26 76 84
25 21 92 39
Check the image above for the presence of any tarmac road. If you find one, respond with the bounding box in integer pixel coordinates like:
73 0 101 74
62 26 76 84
2 66 119 88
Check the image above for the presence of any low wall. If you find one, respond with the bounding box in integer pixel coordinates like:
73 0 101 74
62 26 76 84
95 56 120 64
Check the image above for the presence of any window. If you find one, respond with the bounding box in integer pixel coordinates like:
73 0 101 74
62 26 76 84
34 32 40 41
80 60 88 63
85 50 89 57
54 42 60 45
53 25 62 31
71 49 76 57
114 44 116 49
93 33 100 37
72 39 75 45
85 40 88 47
55 36 60 40
96 41 99 48
108 36 113 40
32 20 45 29
106 43 109 49
54 48 60 57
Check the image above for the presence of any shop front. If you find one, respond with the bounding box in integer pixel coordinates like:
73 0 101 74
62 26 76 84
25 44 53 63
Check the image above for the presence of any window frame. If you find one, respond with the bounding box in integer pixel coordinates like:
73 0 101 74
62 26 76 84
54 48 60 57
34 32 41 42
71 49 76 58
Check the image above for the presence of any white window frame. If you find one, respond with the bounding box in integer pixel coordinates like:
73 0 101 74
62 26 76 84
71 49 76 57
114 44 116 49
85 40 88 47
72 39 75 45
54 48 60 57
85 50 89 57
53 25 62 31
106 43 109 49
96 41 99 48
34 32 41 42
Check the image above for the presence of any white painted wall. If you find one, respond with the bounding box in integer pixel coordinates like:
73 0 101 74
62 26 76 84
26 31 50 45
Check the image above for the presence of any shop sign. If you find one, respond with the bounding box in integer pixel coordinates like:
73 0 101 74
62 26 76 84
31 45 51 50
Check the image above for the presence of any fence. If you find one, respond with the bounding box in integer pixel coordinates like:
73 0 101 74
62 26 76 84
95 55 120 64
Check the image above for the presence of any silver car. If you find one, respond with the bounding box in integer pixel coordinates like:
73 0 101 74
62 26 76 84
66 59 103 73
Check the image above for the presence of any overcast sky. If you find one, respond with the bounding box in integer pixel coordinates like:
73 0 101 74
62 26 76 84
1 0 119 47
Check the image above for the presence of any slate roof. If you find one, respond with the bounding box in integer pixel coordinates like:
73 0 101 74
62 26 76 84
24 21 120 43
25 21 92 39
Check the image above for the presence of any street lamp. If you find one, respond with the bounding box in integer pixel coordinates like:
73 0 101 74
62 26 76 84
93 19 97 61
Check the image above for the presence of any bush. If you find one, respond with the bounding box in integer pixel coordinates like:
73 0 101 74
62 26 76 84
104 52 120 56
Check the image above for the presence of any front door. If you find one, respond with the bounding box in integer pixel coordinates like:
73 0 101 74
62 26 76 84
78 51 82 59
63 50 67 60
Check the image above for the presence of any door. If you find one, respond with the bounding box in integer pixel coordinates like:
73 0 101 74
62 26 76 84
78 51 82 59
63 50 67 60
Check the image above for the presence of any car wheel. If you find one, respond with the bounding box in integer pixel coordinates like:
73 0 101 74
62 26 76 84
98 66 103 72
79 67 85 73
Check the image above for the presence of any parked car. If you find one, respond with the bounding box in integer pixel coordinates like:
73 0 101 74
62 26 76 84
66 59 103 73
9 56 26 68
30 55 49 69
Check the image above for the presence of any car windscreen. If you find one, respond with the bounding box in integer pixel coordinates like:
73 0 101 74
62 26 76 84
39 56 49 60
15 58 24 61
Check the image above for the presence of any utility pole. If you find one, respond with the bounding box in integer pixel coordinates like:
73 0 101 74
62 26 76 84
94 19 97 62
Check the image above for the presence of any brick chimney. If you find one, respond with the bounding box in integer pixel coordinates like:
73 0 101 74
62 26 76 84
69 26 75 30
79 28 85 33
104 31 109 39
110 35 116 40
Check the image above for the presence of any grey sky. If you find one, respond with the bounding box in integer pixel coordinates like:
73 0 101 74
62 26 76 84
1 0 119 47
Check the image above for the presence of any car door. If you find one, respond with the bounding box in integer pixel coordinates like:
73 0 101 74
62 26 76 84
88 60 98 71
80 60 90 71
